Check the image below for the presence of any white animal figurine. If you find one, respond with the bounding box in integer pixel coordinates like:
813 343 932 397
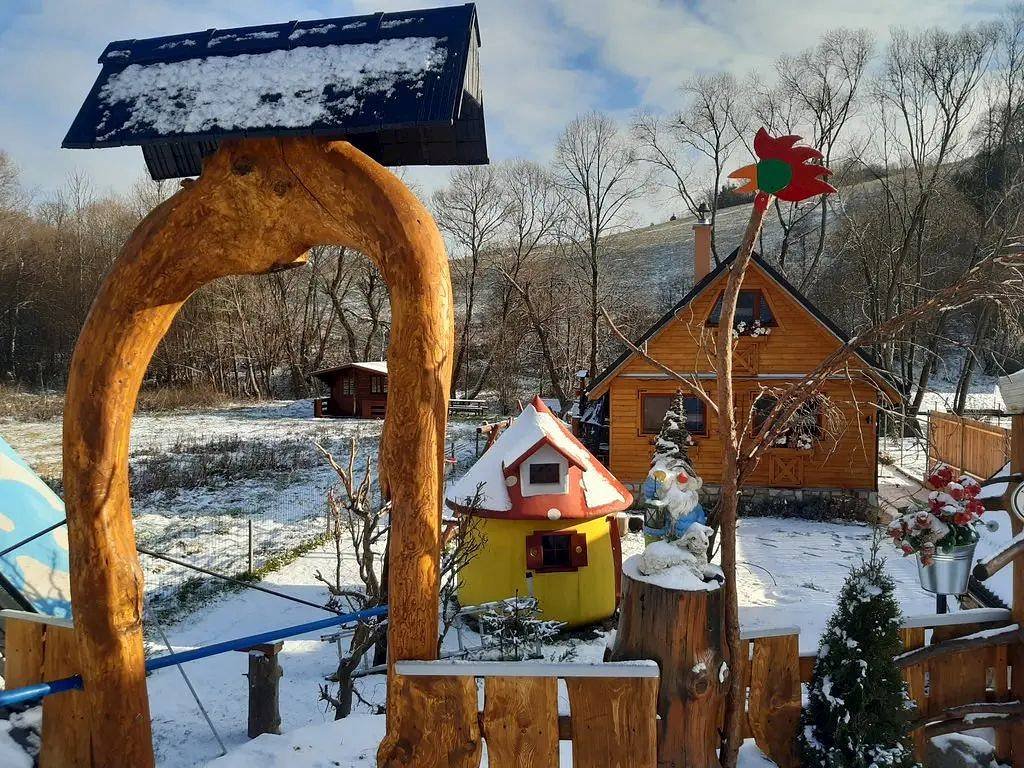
637 523 715 582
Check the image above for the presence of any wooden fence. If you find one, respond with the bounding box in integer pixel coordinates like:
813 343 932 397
392 661 659 767
928 411 1011 480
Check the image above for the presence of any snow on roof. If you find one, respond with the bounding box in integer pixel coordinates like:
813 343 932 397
351 361 387 375
312 360 387 380
93 37 447 142
62 5 488 178
446 397 629 517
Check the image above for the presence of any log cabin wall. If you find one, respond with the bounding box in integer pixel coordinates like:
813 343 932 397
597 261 889 493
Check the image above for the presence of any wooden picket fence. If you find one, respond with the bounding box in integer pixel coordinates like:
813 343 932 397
392 660 659 767
928 411 1011 480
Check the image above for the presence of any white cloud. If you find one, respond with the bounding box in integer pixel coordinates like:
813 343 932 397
0 0 1001 212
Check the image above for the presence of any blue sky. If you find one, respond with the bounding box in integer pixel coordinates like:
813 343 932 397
0 0 1000 216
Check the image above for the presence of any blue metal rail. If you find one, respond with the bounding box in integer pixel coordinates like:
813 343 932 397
0 605 387 708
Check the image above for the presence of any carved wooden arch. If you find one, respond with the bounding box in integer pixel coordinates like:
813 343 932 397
62 138 453 767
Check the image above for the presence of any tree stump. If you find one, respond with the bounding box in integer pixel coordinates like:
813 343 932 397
608 558 726 768
238 642 283 738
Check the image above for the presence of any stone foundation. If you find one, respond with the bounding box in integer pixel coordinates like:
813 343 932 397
624 483 879 521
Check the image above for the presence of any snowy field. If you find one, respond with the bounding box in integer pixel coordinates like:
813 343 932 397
2 400 482 623
0 399 970 766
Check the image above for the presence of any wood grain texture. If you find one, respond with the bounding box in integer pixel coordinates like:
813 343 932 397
61 137 453 766
565 676 658 768
40 625 90 768
748 634 800 768
482 676 558 768
4 618 45 689
1009 413 1024 763
609 572 724 768
377 675 481 768
899 627 927 760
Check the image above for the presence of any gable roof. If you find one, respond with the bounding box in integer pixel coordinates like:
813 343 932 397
312 361 387 381
446 396 631 519
587 249 902 400
62 4 487 179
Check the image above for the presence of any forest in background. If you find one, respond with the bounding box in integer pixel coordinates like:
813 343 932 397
2 7 1024 417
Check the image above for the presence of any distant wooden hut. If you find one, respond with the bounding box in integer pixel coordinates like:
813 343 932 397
312 361 388 418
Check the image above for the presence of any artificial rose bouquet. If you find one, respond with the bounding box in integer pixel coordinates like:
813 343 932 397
887 464 994 566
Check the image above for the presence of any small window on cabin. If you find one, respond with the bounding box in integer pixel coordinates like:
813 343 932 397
525 531 588 572
341 378 355 395
753 395 822 447
706 289 775 329
641 394 707 436
529 462 561 485
370 376 385 394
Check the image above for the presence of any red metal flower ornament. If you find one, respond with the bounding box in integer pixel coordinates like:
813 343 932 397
728 128 836 203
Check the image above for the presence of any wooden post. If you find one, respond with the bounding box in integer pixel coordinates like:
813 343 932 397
609 568 725 768
1009 413 1024 762
2 613 90 767
237 642 283 737
62 137 453 766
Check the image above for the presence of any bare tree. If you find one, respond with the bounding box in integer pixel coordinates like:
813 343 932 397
556 112 648 380
634 73 748 261
314 439 388 719
434 166 509 396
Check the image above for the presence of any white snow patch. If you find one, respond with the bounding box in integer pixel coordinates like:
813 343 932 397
288 24 337 41
96 37 446 139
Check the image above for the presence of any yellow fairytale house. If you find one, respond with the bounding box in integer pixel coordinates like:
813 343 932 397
446 397 633 626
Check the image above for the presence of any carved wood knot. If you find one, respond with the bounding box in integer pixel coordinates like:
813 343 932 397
232 159 255 176
272 180 292 197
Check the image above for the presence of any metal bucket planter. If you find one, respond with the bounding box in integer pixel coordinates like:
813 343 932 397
916 542 977 595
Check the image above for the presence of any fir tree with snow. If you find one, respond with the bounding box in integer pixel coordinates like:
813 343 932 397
798 542 917 768
653 390 693 466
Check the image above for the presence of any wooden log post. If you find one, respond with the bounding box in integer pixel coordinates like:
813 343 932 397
609 563 725 768
1010 413 1024 763
237 642 283 738
61 137 453 767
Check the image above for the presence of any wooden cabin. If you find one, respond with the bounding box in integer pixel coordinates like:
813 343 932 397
585 221 901 506
446 397 633 627
312 361 388 418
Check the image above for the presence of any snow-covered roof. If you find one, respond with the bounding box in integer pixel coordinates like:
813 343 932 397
63 5 487 178
446 396 631 518
312 361 387 380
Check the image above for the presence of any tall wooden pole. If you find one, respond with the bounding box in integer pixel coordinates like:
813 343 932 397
63 137 452 766
715 191 772 768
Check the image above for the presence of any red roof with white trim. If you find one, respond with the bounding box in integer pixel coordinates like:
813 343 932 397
445 396 632 520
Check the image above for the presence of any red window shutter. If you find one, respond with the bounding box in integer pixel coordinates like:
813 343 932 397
569 533 588 568
525 534 544 571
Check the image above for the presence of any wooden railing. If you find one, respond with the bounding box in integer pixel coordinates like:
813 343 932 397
741 608 1015 766
928 411 1011 480
449 398 489 416
393 660 659 767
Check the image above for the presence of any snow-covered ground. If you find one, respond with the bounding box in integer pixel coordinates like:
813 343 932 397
0 399 978 766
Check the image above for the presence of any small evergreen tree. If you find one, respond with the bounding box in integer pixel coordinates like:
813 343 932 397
798 542 917 768
653 391 692 466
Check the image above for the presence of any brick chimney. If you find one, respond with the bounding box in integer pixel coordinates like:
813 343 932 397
693 204 712 284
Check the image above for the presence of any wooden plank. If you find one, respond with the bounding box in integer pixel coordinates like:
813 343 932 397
798 653 815 683
378 675 481 768
899 626 927 760
565 676 657 768
4 618 46 689
40 625 91 768
482 677 558 768
748 634 800 768
395 660 659 678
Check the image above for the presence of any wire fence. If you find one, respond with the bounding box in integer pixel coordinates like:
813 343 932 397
139 482 336 626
